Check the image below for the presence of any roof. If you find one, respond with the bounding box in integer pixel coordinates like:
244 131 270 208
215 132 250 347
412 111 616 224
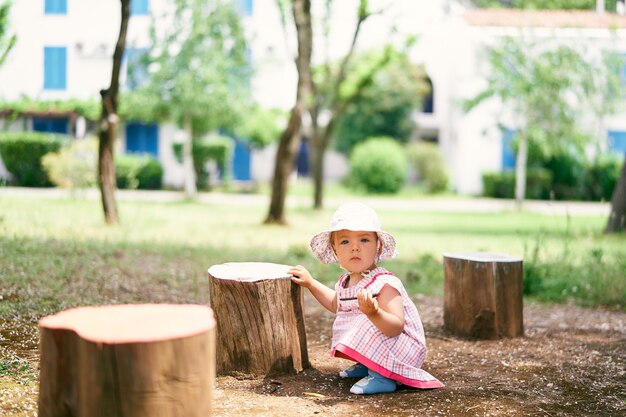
464 9 626 29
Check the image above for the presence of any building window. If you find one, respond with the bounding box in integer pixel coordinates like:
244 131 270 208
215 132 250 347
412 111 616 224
33 117 68 134
608 130 626 155
125 48 149 90
45 0 67 14
44 46 67 90
126 122 159 157
238 0 253 16
131 0 149 16
502 128 516 170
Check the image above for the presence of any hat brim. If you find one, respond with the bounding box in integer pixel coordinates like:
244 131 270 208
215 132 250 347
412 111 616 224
310 229 398 265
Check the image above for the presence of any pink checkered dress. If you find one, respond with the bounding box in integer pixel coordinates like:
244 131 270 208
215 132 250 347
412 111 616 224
331 267 444 389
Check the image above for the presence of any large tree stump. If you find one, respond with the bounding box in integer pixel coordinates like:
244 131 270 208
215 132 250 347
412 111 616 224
443 252 524 339
207 262 309 376
38 304 216 417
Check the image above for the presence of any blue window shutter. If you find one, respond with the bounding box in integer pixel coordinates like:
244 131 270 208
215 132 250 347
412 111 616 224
33 117 68 134
502 128 516 170
126 122 159 157
44 47 67 90
232 139 251 181
45 0 67 14
131 0 149 16
608 130 626 155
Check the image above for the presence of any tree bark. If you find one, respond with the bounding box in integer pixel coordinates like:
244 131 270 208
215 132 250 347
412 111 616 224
265 0 312 224
443 252 524 339
207 262 309 376
514 131 528 209
97 0 129 225
38 304 216 417
605 152 626 233
183 112 197 198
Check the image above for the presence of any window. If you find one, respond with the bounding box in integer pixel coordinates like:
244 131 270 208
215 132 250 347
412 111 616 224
45 0 67 14
502 128 516 170
126 122 159 157
608 130 626 155
33 117 68 134
238 0 253 16
124 48 149 90
44 46 67 90
131 0 149 16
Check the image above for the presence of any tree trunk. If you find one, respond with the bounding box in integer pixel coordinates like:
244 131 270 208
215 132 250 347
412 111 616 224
207 262 309 376
38 304 216 417
97 0 129 225
183 112 197 198
605 152 626 233
443 252 524 339
312 131 325 209
265 0 312 224
514 131 528 209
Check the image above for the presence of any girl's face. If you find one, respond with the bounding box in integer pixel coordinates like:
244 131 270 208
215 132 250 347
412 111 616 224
331 230 380 273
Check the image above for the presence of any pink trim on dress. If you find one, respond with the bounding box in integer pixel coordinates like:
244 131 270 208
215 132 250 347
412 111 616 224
334 344 445 389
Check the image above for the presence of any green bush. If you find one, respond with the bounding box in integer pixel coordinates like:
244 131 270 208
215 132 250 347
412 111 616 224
349 137 408 194
583 154 622 202
482 168 552 199
115 154 163 190
544 151 586 200
407 142 449 193
172 135 233 189
41 138 98 190
0 131 68 187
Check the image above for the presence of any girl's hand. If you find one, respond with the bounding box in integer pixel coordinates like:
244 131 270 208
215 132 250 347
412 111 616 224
357 289 379 317
288 265 314 289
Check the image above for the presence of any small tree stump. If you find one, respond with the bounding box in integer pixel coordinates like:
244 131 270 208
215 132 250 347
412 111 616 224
443 252 524 339
207 262 309 376
38 304 216 417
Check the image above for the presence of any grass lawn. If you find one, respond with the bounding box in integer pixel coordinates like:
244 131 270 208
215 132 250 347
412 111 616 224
0 188 624 317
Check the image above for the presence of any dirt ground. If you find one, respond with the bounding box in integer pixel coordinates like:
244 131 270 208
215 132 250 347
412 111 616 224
1 294 624 417
212 294 625 417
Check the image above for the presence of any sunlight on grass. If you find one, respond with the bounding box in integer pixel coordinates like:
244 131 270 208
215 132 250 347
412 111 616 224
0 191 624 310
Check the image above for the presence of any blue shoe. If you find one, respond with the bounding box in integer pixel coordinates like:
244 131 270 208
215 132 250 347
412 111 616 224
339 362 368 378
350 370 396 395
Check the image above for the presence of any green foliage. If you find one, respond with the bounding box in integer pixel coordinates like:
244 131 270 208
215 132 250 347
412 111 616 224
333 51 427 154
172 135 233 189
232 106 284 147
482 168 552 199
132 0 252 135
584 154 623 201
465 38 620 158
115 154 163 190
348 137 408 194
0 97 100 121
0 0 16 67
0 131 67 187
41 138 98 190
406 142 450 193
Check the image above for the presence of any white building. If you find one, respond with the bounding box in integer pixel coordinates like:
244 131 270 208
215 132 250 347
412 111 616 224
1 1 625 194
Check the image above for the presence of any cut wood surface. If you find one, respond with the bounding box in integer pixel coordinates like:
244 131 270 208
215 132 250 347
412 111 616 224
38 304 216 417
443 252 524 339
208 262 309 376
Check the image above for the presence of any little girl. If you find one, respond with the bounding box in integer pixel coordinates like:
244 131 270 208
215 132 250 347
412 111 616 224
289 202 443 394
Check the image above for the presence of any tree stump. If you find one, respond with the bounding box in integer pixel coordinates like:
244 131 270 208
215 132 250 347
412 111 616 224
38 304 216 417
443 252 524 339
207 262 309 376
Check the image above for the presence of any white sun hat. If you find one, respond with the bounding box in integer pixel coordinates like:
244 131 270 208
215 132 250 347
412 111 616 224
310 202 398 264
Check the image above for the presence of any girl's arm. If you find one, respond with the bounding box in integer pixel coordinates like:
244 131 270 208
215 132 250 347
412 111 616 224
357 285 404 337
288 265 337 313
